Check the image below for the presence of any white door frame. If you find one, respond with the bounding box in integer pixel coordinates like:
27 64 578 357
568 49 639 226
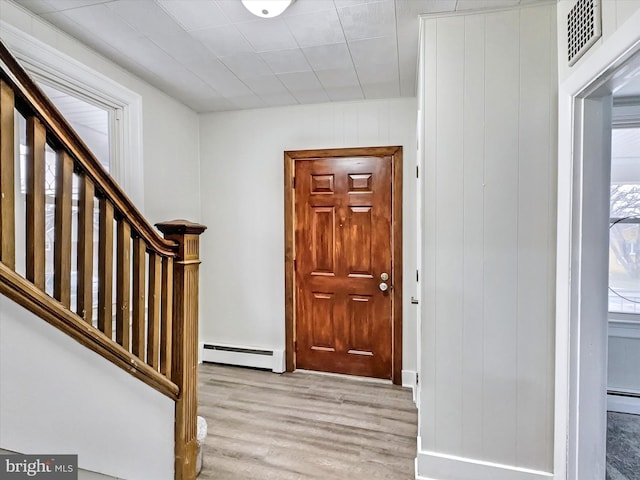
555 10 640 480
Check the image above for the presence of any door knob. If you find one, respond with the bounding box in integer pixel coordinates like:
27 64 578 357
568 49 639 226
379 282 389 292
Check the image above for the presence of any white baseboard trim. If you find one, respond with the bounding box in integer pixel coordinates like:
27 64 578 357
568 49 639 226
608 393 640 415
416 450 553 480
201 343 285 373
402 369 417 403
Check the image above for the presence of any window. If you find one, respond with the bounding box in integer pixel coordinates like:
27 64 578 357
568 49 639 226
17 82 112 313
609 126 640 313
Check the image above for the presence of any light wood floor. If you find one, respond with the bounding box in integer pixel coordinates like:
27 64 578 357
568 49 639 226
198 364 417 480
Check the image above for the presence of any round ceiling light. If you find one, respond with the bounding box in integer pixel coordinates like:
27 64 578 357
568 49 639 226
240 0 294 18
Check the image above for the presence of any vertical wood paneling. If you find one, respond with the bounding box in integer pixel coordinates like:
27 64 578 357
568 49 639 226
77 175 94 323
54 151 73 308
461 13 486 459
98 198 114 337
160 256 173 378
482 10 520 465
516 6 554 471
434 15 465 454
116 220 131 350
132 237 146 359
420 18 439 449
147 252 161 370
419 5 557 473
25 116 46 290
0 81 15 269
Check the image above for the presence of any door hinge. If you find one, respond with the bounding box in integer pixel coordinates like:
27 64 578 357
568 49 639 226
416 269 419 282
294 340 298 352
416 165 419 178
292 176 296 188
293 258 297 270
416 372 419 385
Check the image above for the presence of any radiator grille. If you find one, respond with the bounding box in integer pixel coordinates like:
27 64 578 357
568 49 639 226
567 0 602 66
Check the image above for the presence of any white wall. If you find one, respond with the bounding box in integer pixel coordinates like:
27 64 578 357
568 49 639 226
198 98 418 373
0 0 201 225
557 0 640 83
0 297 175 480
417 3 558 479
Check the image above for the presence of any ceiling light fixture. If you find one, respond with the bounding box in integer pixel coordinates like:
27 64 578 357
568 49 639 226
240 0 295 18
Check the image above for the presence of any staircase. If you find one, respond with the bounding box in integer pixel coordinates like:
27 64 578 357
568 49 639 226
0 40 205 480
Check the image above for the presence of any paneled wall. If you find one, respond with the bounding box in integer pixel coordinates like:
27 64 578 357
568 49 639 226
418 3 557 478
198 98 418 372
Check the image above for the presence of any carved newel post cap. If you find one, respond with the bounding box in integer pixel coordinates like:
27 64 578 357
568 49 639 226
156 219 207 235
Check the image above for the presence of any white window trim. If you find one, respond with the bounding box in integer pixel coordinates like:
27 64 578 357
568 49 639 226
0 20 144 211
610 104 640 316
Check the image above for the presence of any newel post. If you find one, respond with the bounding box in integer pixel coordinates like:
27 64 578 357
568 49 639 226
156 219 207 480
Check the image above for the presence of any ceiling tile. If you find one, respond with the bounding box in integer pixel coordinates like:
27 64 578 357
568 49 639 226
106 0 184 38
148 30 212 65
277 71 324 92
277 71 330 104
156 0 229 31
394 0 458 16
290 88 331 104
261 92 299 107
45 5 143 54
214 0 261 23
348 35 398 67
337 0 396 41
220 53 272 79
260 48 311 74
325 85 364 101
235 18 298 52
315 67 361 89
356 61 399 84
302 43 353 71
12 0 61 14
284 8 345 48
334 0 383 7
242 75 289 95
227 93 266 109
198 97 236 112
456 0 520 10
185 58 252 97
15 0 115 13
192 24 254 57
361 80 400 98
398 52 417 96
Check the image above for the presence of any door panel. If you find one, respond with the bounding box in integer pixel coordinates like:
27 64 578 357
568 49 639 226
295 156 392 379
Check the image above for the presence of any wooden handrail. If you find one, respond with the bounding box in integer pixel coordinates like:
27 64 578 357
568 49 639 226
0 39 206 480
0 41 177 257
0 262 179 398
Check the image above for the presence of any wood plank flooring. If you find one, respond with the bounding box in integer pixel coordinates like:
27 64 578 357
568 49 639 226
198 364 417 480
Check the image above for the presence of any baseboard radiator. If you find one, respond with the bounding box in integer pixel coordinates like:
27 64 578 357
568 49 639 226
201 343 285 373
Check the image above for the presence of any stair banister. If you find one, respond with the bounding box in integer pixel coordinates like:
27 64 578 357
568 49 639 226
0 39 206 480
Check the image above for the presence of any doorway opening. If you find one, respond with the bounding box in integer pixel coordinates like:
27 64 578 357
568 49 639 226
558 28 640 480
284 146 403 385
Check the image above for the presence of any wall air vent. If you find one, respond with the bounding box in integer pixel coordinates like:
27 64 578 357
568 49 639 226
567 0 602 66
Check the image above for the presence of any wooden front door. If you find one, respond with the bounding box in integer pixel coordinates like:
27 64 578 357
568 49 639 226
293 153 395 379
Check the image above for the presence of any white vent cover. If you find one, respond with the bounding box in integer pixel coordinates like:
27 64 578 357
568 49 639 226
567 0 602 66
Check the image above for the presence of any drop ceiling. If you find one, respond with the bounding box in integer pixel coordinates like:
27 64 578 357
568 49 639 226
11 0 538 112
